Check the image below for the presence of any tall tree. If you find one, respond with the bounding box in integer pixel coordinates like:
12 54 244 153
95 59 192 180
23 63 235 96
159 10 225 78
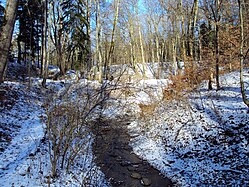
202 0 222 90
238 0 249 107
120 0 138 71
179 0 186 64
42 0 48 87
213 0 222 90
95 0 103 82
17 0 43 65
190 0 199 60
61 0 91 75
105 0 120 79
86 0 92 73
135 1 145 75
50 0 68 75
0 0 18 83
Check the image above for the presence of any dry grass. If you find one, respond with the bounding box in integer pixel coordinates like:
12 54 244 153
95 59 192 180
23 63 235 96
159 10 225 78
138 103 158 119
163 59 245 102
163 65 207 101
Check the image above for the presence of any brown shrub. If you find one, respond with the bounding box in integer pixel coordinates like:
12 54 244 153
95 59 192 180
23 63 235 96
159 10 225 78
138 103 158 119
163 63 210 101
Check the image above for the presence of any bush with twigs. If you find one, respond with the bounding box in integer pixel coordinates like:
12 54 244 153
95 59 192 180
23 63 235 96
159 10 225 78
44 81 112 183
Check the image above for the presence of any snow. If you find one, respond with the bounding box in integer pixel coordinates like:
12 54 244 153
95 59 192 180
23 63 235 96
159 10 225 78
127 70 249 186
0 82 45 186
65 70 81 80
48 65 60 74
1 66 248 186
125 79 171 105
0 80 108 187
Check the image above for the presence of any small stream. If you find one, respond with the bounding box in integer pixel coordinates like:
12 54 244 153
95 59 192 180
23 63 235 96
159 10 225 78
92 117 173 187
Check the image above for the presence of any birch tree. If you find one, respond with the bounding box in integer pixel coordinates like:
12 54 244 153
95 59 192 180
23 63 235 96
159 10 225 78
136 5 146 75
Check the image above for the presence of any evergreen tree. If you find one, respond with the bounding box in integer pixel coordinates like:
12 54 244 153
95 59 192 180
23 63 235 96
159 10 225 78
17 0 43 65
0 1 4 28
61 0 91 74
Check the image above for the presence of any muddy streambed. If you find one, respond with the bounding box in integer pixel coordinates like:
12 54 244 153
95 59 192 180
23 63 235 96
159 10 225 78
93 118 173 187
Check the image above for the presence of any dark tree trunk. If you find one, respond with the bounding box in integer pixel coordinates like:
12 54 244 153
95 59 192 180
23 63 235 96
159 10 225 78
215 0 221 90
0 0 18 83
42 0 48 87
238 0 249 108
17 37 22 64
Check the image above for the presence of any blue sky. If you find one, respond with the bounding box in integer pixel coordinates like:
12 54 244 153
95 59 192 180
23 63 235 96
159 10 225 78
0 0 5 6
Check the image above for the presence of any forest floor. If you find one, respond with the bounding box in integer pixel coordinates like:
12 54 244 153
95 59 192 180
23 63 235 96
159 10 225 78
0 63 248 186
126 70 249 186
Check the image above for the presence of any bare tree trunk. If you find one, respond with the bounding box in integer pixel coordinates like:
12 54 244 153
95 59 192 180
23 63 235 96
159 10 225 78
156 32 161 77
105 0 120 79
172 38 177 75
179 0 186 63
147 19 155 64
153 22 161 78
58 1 65 75
187 13 192 57
42 0 48 87
128 19 137 72
198 26 202 62
151 42 155 63
95 0 103 82
238 0 249 107
136 4 145 76
86 0 92 73
51 1 64 76
187 0 198 60
0 0 18 83
191 0 199 61
17 37 22 64
214 0 221 90
138 20 145 75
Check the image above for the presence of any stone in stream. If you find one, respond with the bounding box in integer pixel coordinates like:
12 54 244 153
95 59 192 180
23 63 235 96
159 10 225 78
120 160 131 167
141 177 152 186
130 172 142 179
109 153 117 158
127 166 136 171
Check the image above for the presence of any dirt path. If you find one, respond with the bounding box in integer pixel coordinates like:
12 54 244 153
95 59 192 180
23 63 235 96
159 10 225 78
93 117 173 187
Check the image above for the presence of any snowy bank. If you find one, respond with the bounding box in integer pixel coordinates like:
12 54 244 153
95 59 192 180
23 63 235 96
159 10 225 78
128 70 249 186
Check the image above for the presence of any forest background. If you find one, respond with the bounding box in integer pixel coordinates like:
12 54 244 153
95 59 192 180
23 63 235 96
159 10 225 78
0 0 248 101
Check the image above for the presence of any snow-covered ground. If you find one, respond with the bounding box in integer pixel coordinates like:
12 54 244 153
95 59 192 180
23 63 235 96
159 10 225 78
127 70 249 186
0 67 248 186
0 80 108 187
0 81 46 186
